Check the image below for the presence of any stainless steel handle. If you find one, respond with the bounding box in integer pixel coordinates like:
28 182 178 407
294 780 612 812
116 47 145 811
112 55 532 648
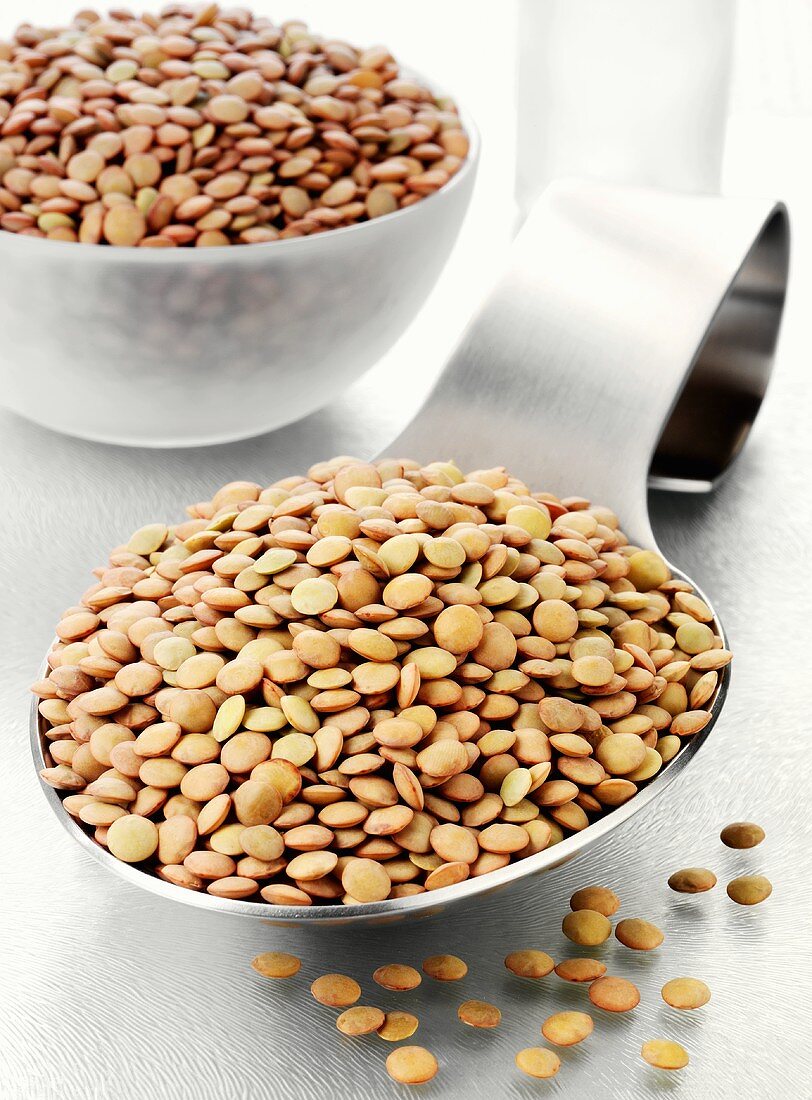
389 179 789 546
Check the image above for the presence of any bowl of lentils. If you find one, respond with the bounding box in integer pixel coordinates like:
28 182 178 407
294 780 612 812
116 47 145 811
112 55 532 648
0 5 477 445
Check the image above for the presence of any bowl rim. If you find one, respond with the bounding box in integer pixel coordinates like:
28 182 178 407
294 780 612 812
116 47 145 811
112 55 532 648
30 560 729 926
0 105 480 263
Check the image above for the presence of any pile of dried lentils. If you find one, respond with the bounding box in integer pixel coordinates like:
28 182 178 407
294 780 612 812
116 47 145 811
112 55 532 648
0 6 469 246
34 456 731 905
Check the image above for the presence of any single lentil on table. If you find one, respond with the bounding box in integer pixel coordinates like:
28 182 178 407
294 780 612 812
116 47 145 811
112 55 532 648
0 6 469 246
34 455 731 906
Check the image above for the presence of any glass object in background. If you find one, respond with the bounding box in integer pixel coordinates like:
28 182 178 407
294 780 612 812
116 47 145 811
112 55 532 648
516 0 736 217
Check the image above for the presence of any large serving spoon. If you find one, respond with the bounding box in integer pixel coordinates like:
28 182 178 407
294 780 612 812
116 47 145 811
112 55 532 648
32 180 789 926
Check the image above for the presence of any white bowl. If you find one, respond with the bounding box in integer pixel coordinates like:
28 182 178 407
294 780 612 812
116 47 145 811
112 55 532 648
0 115 478 447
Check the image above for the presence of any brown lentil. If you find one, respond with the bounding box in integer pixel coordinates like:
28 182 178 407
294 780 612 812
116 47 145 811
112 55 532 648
336 1006 386 1036
727 875 772 906
569 885 620 916
515 1048 561 1080
373 963 422 991
377 1011 419 1042
562 909 612 946
34 456 728 907
0 9 468 247
504 949 555 979
615 918 664 951
720 822 765 849
588 975 640 1013
668 867 717 894
661 977 711 1009
554 958 607 983
458 1000 501 1028
541 1011 594 1047
106 814 157 862
422 954 467 981
311 973 362 1008
641 1039 689 1071
385 1046 438 1085
251 952 301 979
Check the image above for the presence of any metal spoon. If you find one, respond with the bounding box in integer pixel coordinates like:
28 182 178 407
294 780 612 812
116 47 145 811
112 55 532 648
32 180 789 926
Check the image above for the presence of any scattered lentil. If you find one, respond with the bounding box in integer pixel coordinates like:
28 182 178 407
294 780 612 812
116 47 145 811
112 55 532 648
504 949 555 979
727 875 772 906
668 867 717 894
615 918 664 951
337 1006 386 1036
373 963 422 991
721 822 765 849
377 1011 419 1042
588 975 640 1013
422 954 467 981
385 1046 438 1085
458 1000 501 1028
515 1048 561 1080
661 977 711 1009
251 952 301 979
641 1039 689 1071
541 1011 594 1047
554 958 607 983
311 973 362 1008
562 909 612 946
569 885 620 916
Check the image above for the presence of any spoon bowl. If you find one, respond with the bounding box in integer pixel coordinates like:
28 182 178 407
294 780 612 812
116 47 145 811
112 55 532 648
32 180 789 925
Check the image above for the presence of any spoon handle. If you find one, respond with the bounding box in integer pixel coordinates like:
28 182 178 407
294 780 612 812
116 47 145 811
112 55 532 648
387 180 788 547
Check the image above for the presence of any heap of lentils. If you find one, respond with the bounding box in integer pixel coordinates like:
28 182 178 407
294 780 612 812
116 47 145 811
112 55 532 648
33 456 732 905
0 5 469 246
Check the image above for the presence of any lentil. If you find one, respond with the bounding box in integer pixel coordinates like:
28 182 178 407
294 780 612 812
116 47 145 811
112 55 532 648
562 909 612 946
554 958 607 983
34 456 728 907
588 975 640 1013
661 977 711 1009
377 1011 419 1042
721 822 765 849
515 1048 561 1080
311 974 361 1008
668 867 717 894
569 885 620 916
615 918 664 951
251 952 301 979
0 8 468 247
541 1011 594 1046
386 1046 438 1085
727 875 772 906
422 954 467 981
373 963 422 991
504 949 555 979
458 1000 501 1028
106 814 157 862
641 1039 689 1070
336 1006 385 1035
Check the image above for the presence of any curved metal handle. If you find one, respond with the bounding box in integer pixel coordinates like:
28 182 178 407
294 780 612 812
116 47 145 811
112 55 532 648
388 179 789 546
